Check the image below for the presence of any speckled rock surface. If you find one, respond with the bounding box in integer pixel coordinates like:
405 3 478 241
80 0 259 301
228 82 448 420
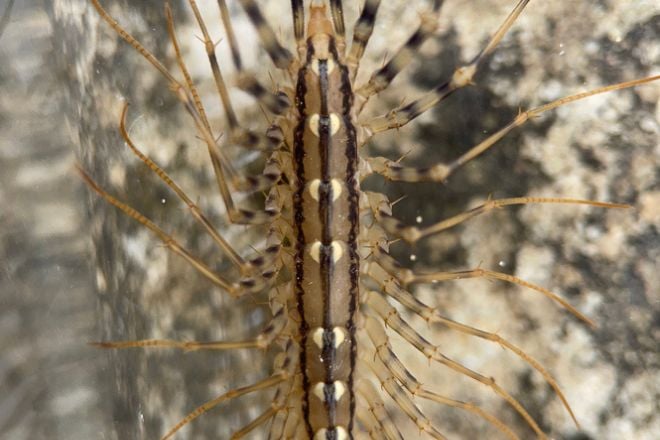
2 1 658 439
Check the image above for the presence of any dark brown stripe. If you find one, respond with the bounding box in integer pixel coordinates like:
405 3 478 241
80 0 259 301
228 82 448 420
293 42 313 438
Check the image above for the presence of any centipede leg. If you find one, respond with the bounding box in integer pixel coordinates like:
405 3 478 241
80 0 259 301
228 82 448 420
328 0 346 52
364 283 580 430
361 319 447 440
355 5 440 105
346 0 382 80
365 300 548 439
373 195 629 244
237 0 294 71
363 314 520 440
193 0 291 117
365 76 660 182
373 246 593 326
355 379 403 440
363 0 530 135
161 340 298 440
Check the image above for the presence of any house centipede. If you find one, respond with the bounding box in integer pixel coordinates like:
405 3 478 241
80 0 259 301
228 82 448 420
77 0 659 438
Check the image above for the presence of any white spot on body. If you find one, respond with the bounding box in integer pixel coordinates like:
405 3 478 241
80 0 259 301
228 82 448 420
311 58 335 75
311 327 347 349
309 113 341 137
309 241 322 263
314 426 348 440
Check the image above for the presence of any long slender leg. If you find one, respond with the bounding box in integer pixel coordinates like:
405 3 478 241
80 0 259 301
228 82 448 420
91 285 289 351
328 0 346 53
290 0 304 48
77 164 284 296
192 0 290 117
355 380 404 440
365 308 547 438
374 246 594 326
165 6 282 224
365 76 660 182
231 406 279 439
237 0 294 70
346 0 382 80
364 284 579 429
363 0 530 135
356 5 441 103
91 0 277 225
359 352 447 439
77 166 237 294
161 340 297 440
373 196 629 244
117 103 247 271
161 373 286 440
363 316 519 440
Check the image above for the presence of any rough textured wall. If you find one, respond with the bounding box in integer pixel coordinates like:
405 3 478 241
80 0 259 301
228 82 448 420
1 0 657 439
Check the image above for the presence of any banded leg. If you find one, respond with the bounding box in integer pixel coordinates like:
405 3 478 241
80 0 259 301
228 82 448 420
364 284 579 428
198 0 291 116
363 315 519 440
237 0 294 70
92 284 289 352
329 0 346 52
359 352 446 439
346 0 382 80
231 406 278 439
77 166 238 295
91 0 278 225
356 5 440 103
77 165 285 296
365 302 547 438
363 0 531 135
366 76 660 182
116 103 248 272
291 0 305 51
355 380 403 440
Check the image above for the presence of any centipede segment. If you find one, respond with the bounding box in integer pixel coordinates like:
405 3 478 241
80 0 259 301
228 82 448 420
83 0 659 438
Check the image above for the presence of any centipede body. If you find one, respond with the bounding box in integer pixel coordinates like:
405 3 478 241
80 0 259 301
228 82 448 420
78 1 660 438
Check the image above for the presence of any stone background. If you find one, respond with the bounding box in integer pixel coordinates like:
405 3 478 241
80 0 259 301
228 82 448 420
0 0 657 439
